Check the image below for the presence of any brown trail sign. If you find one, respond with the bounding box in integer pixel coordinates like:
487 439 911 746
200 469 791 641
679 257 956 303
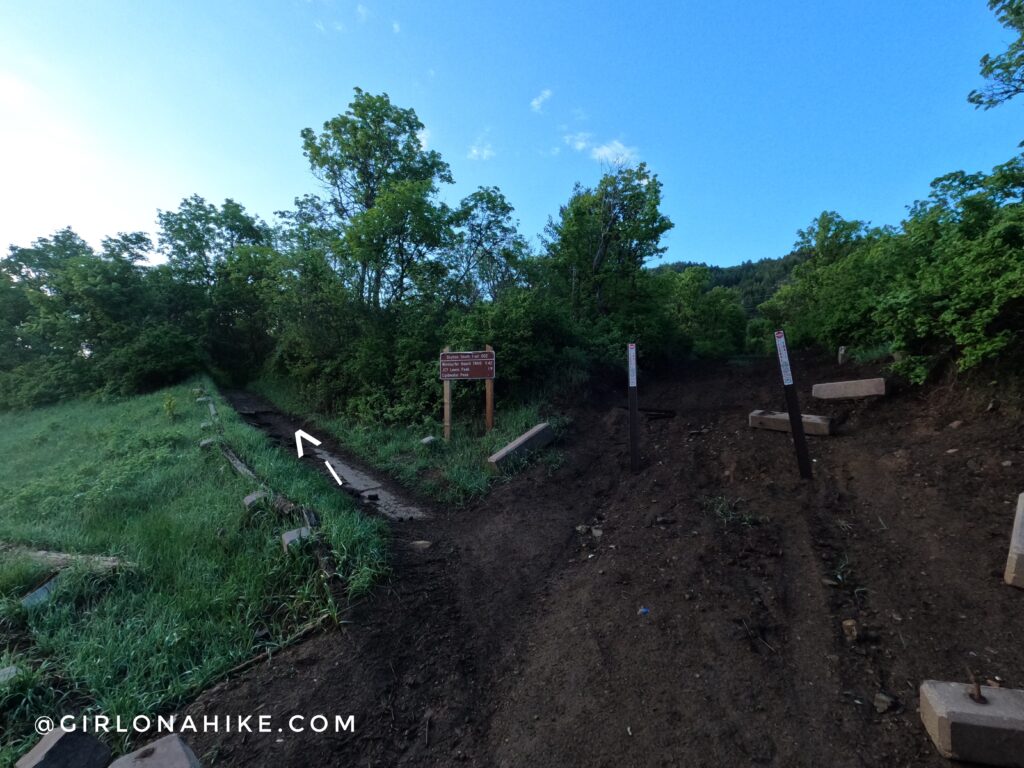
440 346 495 441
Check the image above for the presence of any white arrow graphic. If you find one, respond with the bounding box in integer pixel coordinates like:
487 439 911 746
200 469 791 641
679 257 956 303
324 460 344 486
294 429 322 458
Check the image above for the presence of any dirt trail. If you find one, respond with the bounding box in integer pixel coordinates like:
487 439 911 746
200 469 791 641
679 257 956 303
185 359 1024 767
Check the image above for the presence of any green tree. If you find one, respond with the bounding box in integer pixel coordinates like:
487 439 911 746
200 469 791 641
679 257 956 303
969 0 1024 109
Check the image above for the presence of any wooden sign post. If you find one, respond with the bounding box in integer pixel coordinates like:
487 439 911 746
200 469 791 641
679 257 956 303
774 330 812 480
485 344 494 433
628 342 640 473
439 347 497 441
443 346 452 441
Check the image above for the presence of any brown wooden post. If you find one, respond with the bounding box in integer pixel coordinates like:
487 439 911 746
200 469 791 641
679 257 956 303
443 345 452 442
485 344 494 433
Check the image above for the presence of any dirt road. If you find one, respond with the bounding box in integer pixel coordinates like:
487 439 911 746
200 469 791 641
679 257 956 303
185 357 1024 767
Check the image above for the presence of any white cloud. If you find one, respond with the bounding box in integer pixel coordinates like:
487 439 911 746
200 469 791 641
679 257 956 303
563 131 591 152
467 137 494 161
530 88 552 113
314 19 325 33
392 20 401 33
590 139 638 165
333 21 346 32
356 3 369 21
417 127 431 149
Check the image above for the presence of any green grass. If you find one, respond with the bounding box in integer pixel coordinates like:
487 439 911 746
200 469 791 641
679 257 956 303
252 376 567 505
0 378 387 765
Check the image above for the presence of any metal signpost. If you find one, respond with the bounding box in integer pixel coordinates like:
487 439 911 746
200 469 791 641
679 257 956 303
774 330 812 479
439 346 496 441
628 342 639 473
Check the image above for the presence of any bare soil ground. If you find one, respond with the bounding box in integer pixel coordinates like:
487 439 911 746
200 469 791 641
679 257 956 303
185 356 1024 767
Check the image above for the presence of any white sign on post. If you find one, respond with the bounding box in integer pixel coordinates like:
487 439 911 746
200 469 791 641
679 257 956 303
774 330 793 386
627 343 637 388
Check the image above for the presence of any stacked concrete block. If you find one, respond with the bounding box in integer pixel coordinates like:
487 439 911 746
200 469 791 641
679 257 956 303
920 680 1024 766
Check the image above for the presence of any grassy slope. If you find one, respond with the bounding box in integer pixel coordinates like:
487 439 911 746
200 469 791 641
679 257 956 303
0 379 386 764
252 376 567 505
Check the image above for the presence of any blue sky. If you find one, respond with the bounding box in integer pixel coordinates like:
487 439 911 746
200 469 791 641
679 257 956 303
1 1 1021 266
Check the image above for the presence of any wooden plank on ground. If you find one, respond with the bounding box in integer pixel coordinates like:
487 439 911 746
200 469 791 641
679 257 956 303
748 409 832 436
487 423 555 470
811 378 886 399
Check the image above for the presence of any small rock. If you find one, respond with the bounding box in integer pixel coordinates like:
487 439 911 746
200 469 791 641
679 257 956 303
821 577 839 587
243 490 269 510
198 438 216 449
410 540 432 551
420 436 437 446
838 346 849 365
841 619 859 642
987 398 1000 412
945 448 959 454
575 524 590 535
1002 460 1013 468
0 665 17 685
947 420 963 430
873 692 896 713
591 528 603 539
200 421 212 430
281 527 312 552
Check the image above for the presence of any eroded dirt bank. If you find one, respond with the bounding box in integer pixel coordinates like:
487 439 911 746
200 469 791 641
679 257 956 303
184 358 1024 767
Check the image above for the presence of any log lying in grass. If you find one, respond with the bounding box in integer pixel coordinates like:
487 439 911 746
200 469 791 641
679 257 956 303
1 543 128 572
219 445 257 479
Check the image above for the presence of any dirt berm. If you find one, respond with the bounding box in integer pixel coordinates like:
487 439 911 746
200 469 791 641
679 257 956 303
185 355 1024 767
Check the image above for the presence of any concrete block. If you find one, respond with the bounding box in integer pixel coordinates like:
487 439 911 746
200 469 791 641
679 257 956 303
207 401 217 418
109 734 202 767
281 527 312 552
15 728 110 768
811 378 886 400
21 574 61 608
1005 493 1024 589
487 423 555 470
920 680 1024 766
748 410 832 436
243 490 269 510
0 665 18 684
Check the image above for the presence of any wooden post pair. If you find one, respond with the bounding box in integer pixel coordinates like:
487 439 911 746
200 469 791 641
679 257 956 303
443 345 494 441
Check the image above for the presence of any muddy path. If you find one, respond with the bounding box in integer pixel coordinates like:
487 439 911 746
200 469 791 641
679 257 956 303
185 361 1024 767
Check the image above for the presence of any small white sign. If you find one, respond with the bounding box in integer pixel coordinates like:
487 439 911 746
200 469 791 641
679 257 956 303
774 331 793 386
627 343 637 388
